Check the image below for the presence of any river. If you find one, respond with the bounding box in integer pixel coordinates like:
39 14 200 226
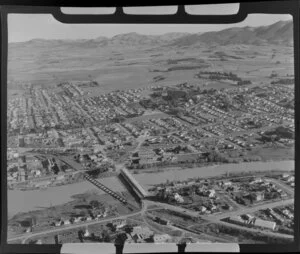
8 160 294 219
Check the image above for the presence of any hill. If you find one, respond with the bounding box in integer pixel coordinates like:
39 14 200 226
170 20 293 47
9 20 293 50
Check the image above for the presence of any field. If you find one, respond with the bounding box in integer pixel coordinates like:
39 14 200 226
248 146 294 161
8 43 294 96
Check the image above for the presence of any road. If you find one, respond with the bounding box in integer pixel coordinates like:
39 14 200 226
11 151 117 185
210 219 293 239
10 134 150 243
142 199 294 239
132 134 148 154
143 198 294 222
9 196 294 243
8 193 152 243
211 198 294 220
170 224 232 243
9 210 145 244
11 147 294 243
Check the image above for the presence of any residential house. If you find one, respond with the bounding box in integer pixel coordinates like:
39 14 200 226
113 219 126 229
174 193 184 203
153 234 172 243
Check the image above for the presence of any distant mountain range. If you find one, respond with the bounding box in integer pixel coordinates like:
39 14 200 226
170 20 293 47
9 20 293 50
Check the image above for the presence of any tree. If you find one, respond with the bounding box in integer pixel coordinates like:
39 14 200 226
248 194 254 204
124 225 133 235
106 222 114 229
78 230 84 242
115 233 127 245
102 230 111 242
89 200 100 209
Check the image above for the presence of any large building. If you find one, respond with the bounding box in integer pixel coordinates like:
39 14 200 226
254 218 277 230
229 216 277 231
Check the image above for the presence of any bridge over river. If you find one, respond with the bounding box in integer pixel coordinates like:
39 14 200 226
17 150 151 204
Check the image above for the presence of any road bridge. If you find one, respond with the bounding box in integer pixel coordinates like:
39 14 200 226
119 167 150 199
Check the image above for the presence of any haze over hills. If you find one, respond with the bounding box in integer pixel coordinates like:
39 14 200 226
9 20 293 50
7 19 294 88
171 20 293 47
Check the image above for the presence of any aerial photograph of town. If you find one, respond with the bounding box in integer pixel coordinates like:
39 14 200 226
6 12 295 245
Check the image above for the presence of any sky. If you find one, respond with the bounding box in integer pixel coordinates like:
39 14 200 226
8 4 292 43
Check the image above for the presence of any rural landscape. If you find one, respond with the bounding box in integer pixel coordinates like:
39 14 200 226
7 18 295 245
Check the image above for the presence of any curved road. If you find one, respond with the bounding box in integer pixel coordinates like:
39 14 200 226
9 196 293 243
11 146 294 243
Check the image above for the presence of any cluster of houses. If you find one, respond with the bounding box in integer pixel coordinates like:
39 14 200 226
222 177 289 206
153 175 291 218
281 173 295 187
124 225 172 243
154 179 227 214
7 82 144 136
81 219 173 244
50 209 108 228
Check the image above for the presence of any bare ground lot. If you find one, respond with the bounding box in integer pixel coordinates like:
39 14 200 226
248 146 294 161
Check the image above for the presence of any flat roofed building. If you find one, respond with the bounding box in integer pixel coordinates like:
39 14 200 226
254 218 276 230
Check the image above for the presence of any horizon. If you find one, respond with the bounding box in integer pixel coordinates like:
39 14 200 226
8 13 292 43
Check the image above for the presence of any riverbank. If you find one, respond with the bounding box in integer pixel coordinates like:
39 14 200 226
8 189 140 239
133 160 294 188
8 160 294 218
